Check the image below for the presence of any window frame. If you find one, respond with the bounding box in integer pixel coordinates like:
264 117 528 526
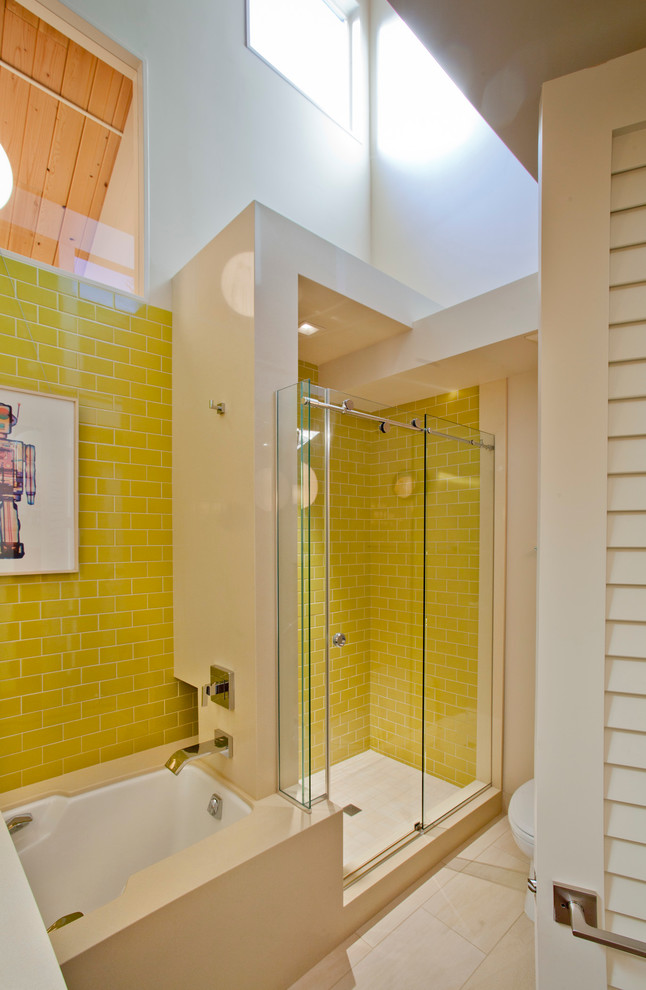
0 0 145 297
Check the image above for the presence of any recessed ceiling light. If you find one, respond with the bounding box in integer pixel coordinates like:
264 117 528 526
298 322 323 336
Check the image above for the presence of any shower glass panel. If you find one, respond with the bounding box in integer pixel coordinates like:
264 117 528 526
277 381 495 876
421 416 495 828
277 379 326 807
324 387 427 873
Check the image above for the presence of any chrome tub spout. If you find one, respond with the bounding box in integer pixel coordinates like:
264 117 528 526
6 813 33 835
165 731 232 774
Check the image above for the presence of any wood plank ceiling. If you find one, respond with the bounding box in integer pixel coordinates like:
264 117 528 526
0 0 132 274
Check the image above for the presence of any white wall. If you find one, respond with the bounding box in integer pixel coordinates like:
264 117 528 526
60 0 371 308
503 369 537 804
369 0 539 307
58 0 539 314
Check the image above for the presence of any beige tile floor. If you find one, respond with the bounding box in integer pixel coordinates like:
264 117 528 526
310 750 469 874
288 816 535 990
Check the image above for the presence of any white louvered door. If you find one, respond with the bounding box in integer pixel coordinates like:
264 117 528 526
537 47 646 990
605 127 646 990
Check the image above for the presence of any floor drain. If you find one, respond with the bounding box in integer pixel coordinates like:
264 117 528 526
343 804 362 816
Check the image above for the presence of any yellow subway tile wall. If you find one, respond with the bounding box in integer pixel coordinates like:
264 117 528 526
372 389 483 787
328 412 372 765
0 258 198 794
296 368 485 789
367 411 425 773
298 365 371 773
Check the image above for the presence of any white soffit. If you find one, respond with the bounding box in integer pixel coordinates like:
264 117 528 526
326 334 538 407
298 275 412 364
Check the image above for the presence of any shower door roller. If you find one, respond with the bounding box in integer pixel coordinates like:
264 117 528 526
332 632 347 647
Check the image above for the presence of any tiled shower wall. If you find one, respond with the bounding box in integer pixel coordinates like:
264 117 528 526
372 389 482 786
298 364 482 786
0 258 197 794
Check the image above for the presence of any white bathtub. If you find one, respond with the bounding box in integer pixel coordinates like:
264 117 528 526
3 761 251 930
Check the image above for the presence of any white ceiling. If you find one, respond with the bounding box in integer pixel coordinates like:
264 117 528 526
298 276 410 365
387 0 646 177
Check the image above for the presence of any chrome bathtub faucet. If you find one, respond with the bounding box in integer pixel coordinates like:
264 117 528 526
5 813 33 835
164 730 233 774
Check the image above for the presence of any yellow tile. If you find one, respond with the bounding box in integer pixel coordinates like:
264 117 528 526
3 258 37 283
100 741 134 762
117 721 150 743
81 697 116 717
42 701 81 726
63 752 99 774
0 769 23 791
78 728 117 753
21 761 64 786
47 738 83 761
59 296 96 319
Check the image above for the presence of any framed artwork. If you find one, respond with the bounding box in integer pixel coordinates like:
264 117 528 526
0 385 78 575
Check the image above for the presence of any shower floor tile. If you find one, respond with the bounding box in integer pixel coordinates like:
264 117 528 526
310 750 466 875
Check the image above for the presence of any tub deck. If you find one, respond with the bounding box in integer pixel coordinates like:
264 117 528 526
1 738 500 990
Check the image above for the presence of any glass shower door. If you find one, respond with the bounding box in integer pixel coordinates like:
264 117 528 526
421 416 495 827
326 390 426 875
277 381 496 877
277 380 327 807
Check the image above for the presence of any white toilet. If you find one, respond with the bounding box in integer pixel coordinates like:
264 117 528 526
508 778 536 919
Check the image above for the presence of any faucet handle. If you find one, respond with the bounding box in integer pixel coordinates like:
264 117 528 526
201 665 234 710
213 730 233 759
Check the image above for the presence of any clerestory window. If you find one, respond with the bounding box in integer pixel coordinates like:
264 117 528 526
246 0 359 132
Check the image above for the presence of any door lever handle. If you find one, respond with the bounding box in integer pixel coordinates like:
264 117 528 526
554 883 646 959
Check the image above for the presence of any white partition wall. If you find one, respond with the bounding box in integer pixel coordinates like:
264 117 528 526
537 47 646 990
172 203 439 800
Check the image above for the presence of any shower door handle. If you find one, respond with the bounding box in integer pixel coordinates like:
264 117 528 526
554 883 646 959
332 632 346 647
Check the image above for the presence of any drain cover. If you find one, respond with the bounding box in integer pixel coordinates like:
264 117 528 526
342 804 362 816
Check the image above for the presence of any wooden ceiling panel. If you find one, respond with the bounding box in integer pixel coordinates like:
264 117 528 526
0 0 135 281
6 0 36 27
8 84 58 256
60 39 96 111
88 61 121 123
112 75 133 131
32 103 84 264
87 130 119 221
2 2 37 74
58 117 111 258
32 19 67 91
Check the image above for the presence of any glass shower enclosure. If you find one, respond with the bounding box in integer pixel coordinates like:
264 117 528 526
277 380 495 881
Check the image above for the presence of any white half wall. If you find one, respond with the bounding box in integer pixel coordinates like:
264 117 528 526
59 0 372 308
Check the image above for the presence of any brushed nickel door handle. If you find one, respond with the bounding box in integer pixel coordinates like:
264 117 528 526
554 883 646 959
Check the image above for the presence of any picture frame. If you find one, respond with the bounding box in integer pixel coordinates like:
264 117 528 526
0 385 78 575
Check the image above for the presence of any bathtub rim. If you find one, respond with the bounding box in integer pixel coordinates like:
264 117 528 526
0 738 343 967
0 736 252 812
